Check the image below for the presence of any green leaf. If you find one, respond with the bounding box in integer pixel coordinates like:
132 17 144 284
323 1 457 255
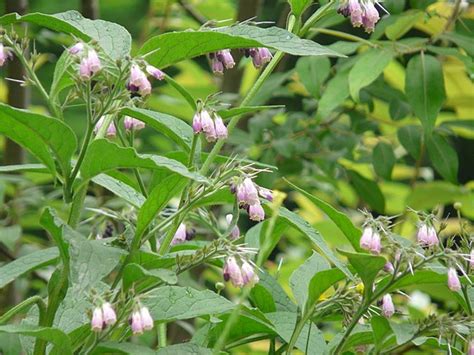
296 56 331 98
251 271 297 313
389 98 411 121
143 286 234 321
80 139 207 183
135 175 187 239
19 11 131 60
371 316 392 349
425 132 458 184
290 252 329 308
385 10 423 40
157 343 213 355
286 179 362 251
0 103 77 176
397 125 422 159
0 248 59 289
373 142 396 180
139 24 343 68
407 181 465 210
50 51 74 100
121 107 194 151
338 250 386 298
0 325 72 355
164 74 197 111
277 207 353 279
349 48 394 100
306 268 345 312
92 174 145 208
40 208 71 266
289 0 312 16
0 164 49 173
92 342 156 355
390 322 417 345
405 54 446 132
347 170 385 213
218 105 284 119
318 68 350 117
266 312 328 354
0 225 21 253
123 263 177 291
440 32 474 57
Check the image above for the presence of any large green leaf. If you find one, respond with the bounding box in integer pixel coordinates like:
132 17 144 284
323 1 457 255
92 174 145 208
139 24 343 68
318 68 350 117
0 325 72 355
143 286 234 321
397 125 422 159
286 180 362 251
425 132 458 184
277 207 353 279
405 54 445 132
306 268 345 312
123 263 177 291
157 343 212 355
347 170 385 213
290 252 329 308
296 57 331 98
289 0 313 16
0 248 59 289
0 103 77 176
349 48 394 100
80 140 207 183
121 107 194 151
250 271 297 313
373 142 396 180
1 11 131 60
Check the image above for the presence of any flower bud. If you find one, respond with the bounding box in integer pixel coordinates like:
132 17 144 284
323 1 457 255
101 302 117 326
139 306 154 331
447 267 461 292
361 1 380 33
192 111 202 133
123 116 145 131
359 227 373 250
79 49 101 79
381 294 395 318
258 187 273 202
384 262 394 274
130 310 144 335
211 57 224 75
241 260 259 285
257 48 272 65
91 307 104 332
69 42 84 55
236 178 259 206
223 256 244 287
128 64 152 96
217 49 235 69
417 224 438 247
201 110 217 142
469 340 474 355
94 116 116 137
145 65 165 80
0 43 13 66
369 231 381 255
349 0 363 27
248 202 265 222
226 214 240 240
214 113 228 140
171 223 187 246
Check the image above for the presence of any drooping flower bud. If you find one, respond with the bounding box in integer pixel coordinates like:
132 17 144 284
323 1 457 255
417 223 438 247
370 231 382 255
447 267 461 292
258 187 273 202
0 43 13 67
241 260 259 285
171 223 187 246
128 64 152 96
102 302 117 326
130 310 144 335
362 1 380 33
192 111 202 133
216 49 235 69
69 42 84 55
94 116 116 137
123 116 145 131
468 340 474 355
201 110 217 142
91 307 104 332
145 65 165 80
248 202 265 222
223 256 244 287
381 294 395 318
384 262 394 274
236 178 259 206
213 113 228 140
359 227 381 254
226 214 240 240
348 0 363 27
211 57 224 75
139 306 154 331
79 49 101 79
257 48 272 65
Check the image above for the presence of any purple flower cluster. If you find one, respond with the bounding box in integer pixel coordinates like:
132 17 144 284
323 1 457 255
193 109 228 142
209 49 235 75
130 306 154 335
359 226 381 254
243 48 273 69
91 302 117 332
93 115 145 138
233 177 273 222
223 256 259 287
338 0 381 33
127 63 165 97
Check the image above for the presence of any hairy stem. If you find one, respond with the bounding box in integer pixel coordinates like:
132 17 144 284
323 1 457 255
0 296 46 325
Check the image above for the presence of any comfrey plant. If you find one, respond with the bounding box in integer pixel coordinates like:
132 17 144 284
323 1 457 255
0 2 472 355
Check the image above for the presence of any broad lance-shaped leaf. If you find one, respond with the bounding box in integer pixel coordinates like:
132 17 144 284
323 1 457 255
306 268 345 313
0 248 59 289
80 139 207 183
123 263 177 291
277 206 353 279
405 54 446 132
373 142 396 180
218 105 284 119
426 132 458 184
139 24 343 68
285 179 362 251
347 170 385 213
92 174 146 208
143 286 234 321
1 10 131 60
0 325 72 355
397 125 422 159
121 107 194 151
0 103 77 176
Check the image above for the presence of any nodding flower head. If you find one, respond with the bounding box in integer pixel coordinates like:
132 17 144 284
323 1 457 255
217 49 235 69
417 223 438 247
192 111 203 133
201 109 217 142
94 116 116 137
171 223 187 246
236 178 260 206
241 260 259 285
362 1 380 33
360 226 381 254
223 256 244 287
79 49 101 79
213 113 228 140
447 267 461 292
338 0 381 33
91 307 104 332
248 202 265 222
226 214 240 240
101 302 117 326
145 65 165 80
128 64 151 96
384 262 394 274
211 56 224 75
258 187 273 202
247 47 272 69
69 42 84 55
130 310 144 335
123 116 145 131
139 306 154 331
381 294 395 318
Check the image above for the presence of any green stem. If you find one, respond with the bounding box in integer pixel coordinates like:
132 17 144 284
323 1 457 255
0 296 46 325
299 0 336 37
158 323 167 348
